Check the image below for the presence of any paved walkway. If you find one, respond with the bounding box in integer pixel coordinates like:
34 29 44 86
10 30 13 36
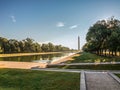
85 72 120 90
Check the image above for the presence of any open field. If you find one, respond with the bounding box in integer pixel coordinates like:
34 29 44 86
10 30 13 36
0 68 80 90
66 52 120 63
48 52 120 70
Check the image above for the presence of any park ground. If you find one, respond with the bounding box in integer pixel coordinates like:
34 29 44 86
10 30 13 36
0 52 120 90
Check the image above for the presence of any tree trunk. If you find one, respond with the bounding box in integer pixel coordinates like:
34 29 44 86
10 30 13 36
101 49 103 55
100 49 101 55
115 50 117 56
112 51 114 56
109 50 110 57
104 49 106 56
97 50 99 55
115 51 117 56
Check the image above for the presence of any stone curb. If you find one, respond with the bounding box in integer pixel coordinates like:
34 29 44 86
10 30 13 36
80 71 86 90
108 72 120 84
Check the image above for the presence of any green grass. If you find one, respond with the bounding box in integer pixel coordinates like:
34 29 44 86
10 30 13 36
0 69 80 90
64 64 120 70
67 52 120 63
48 64 120 70
48 52 120 70
115 74 120 78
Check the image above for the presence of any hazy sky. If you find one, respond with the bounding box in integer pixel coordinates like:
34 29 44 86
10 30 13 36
0 0 120 49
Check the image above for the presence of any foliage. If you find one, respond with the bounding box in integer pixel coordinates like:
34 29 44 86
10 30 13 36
83 17 120 56
0 37 71 53
0 69 80 90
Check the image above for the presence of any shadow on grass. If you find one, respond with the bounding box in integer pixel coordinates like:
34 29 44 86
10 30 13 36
48 64 120 70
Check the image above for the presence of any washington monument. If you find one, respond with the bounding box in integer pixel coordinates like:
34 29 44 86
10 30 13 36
78 36 80 50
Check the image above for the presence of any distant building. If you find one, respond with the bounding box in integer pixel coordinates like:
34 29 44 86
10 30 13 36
78 36 80 50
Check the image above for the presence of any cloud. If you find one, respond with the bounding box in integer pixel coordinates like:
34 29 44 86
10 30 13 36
10 15 16 23
56 22 64 27
70 25 78 29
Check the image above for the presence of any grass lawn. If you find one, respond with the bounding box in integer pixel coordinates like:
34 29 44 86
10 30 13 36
48 52 120 70
64 64 120 70
115 74 120 78
0 69 80 90
66 52 120 63
48 64 120 70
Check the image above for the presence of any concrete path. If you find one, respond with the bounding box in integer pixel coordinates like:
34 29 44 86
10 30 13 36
31 68 81 73
32 68 120 74
85 72 120 90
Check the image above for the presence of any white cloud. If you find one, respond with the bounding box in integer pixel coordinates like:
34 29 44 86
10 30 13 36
56 22 64 27
10 15 16 23
70 25 78 29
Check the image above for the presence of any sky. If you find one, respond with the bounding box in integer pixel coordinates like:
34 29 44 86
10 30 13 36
0 0 120 49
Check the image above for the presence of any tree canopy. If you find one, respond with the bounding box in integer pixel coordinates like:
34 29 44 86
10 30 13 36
0 37 71 54
83 17 120 56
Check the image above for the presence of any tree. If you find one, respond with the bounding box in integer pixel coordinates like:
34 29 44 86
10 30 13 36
48 42 55 52
41 44 49 52
0 36 71 53
83 17 120 56
0 37 9 53
23 38 35 52
9 39 20 53
19 41 25 52
34 42 41 52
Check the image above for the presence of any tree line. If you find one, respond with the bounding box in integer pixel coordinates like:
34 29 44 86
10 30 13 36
82 17 120 56
0 37 71 53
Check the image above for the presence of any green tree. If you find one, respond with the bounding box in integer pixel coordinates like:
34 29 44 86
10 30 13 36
0 37 9 53
41 44 49 52
34 42 41 52
84 17 120 56
9 39 20 53
48 42 55 52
